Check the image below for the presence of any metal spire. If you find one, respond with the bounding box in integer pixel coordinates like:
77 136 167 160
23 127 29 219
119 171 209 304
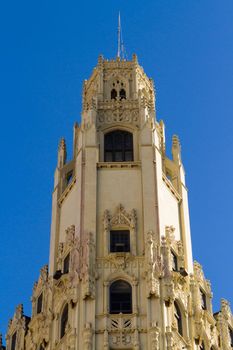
117 12 127 60
117 12 121 58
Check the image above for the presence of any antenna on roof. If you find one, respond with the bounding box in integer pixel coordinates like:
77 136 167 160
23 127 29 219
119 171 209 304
117 12 127 60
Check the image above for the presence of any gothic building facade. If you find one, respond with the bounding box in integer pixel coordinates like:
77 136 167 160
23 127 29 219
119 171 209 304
4 55 233 350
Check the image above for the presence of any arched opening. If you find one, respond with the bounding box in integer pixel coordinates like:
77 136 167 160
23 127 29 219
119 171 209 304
174 301 183 336
60 304 68 339
111 89 117 100
119 89 126 100
104 130 133 162
110 280 132 314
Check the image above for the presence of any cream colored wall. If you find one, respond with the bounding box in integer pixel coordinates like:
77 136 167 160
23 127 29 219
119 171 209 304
97 168 143 255
59 185 78 242
159 182 181 240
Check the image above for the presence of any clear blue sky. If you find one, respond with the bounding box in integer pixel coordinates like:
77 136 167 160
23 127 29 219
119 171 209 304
0 0 233 340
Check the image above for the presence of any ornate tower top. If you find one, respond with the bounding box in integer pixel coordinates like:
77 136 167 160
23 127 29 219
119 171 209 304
82 55 155 108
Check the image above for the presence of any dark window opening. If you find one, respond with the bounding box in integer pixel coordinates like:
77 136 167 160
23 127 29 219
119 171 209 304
11 332 16 350
104 130 133 162
174 301 183 336
66 171 73 185
200 289 207 310
110 280 132 314
119 89 126 100
111 89 117 100
110 230 130 252
171 251 178 271
36 293 43 314
60 304 68 339
229 327 233 347
63 254 70 274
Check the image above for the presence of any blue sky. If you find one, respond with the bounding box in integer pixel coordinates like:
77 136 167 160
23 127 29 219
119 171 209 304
0 0 233 339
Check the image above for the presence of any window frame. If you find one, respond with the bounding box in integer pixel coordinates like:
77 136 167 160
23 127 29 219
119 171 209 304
109 280 132 314
104 130 134 163
110 230 130 253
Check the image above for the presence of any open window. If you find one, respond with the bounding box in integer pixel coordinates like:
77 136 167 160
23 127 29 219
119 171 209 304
200 289 207 310
119 89 126 100
110 230 130 253
60 304 68 339
111 89 117 100
110 280 132 314
104 130 133 162
174 301 183 336
171 250 178 271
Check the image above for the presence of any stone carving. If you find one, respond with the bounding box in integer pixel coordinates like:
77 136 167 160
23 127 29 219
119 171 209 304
97 108 139 126
150 323 159 350
81 232 96 299
83 323 93 350
103 329 109 350
166 326 174 350
145 230 161 297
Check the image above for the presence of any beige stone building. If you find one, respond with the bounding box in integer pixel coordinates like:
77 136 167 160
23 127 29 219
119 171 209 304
4 55 233 350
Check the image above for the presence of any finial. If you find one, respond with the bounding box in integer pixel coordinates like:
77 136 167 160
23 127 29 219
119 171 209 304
58 138 67 168
172 135 182 164
132 53 138 63
98 54 104 65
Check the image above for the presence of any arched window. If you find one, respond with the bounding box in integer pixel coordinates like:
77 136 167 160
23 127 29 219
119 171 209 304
104 130 133 162
174 301 183 336
111 89 117 100
110 280 132 314
119 89 126 100
60 304 68 339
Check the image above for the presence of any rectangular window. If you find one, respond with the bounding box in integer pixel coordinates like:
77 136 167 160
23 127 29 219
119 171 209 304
63 253 70 274
36 293 43 314
200 289 207 310
110 230 130 252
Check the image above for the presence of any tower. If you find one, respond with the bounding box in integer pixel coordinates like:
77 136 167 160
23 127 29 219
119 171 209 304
5 55 233 350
